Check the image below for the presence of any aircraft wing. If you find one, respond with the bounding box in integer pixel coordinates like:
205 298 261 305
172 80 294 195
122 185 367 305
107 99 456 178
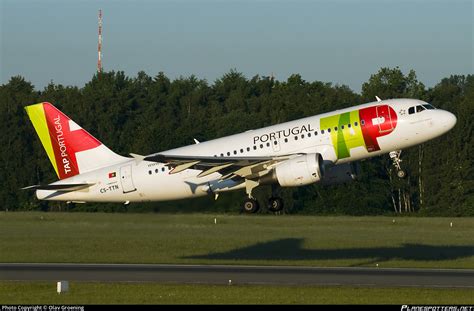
141 153 302 180
22 183 95 191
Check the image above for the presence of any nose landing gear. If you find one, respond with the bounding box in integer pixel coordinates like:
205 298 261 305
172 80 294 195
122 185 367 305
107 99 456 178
389 150 406 178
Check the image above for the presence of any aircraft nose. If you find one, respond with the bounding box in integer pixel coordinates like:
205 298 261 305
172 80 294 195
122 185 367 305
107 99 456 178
442 111 457 131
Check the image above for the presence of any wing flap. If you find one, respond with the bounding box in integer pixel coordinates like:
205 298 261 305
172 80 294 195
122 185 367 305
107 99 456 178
171 161 201 174
197 162 234 177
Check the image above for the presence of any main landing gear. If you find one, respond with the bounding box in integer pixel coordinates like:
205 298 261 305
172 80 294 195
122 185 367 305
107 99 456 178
241 197 284 214
241 183 284 214
389 150 406 179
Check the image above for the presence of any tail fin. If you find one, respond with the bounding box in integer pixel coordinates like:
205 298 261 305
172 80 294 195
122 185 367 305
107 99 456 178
25 102 128 180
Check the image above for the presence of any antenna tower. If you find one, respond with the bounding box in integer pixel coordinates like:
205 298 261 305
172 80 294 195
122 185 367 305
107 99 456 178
97 9 103 73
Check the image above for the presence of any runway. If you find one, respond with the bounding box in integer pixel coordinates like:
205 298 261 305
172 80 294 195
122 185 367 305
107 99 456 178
1 263 473 288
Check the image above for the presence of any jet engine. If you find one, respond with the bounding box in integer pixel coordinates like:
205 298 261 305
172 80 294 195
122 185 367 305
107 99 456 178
274 153 325 187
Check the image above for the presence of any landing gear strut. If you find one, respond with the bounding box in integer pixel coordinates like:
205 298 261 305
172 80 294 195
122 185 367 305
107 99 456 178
389 150 405 178
241 181 285 214
242 179 261 214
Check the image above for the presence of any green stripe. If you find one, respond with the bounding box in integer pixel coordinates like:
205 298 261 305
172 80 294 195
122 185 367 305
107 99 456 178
336 112 350 159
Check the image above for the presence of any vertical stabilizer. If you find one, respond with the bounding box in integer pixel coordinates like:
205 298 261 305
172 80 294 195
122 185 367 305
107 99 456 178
25 102 128 180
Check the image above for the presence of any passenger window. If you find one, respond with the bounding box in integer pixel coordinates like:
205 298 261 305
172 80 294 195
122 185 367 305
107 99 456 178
274 141 278 145
334 126 338 131
266 142 270 147
308 133 311 138
148 170 152 175
240 149 243 153
155 169 158 173
341 125 344 130
314 131 318 136
233 150 237 155
327 128 331 133
348 124 351 128
227 152 230 156
321 129 325 134
253 146 257 150
301 134 305 139
246 147 250 152
220 153 224 157
284 138 288 143
162 167 165 172
260 144 264 149
408 107 415 115
294 136 298 140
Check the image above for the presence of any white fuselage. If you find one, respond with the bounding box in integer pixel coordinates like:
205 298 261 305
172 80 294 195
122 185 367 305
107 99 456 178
36 99 456 203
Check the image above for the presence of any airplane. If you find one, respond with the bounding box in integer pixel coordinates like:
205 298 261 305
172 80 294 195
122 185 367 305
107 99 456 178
23 98 456 213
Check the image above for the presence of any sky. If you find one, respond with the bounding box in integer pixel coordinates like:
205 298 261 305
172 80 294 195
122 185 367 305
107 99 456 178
1 0 473 92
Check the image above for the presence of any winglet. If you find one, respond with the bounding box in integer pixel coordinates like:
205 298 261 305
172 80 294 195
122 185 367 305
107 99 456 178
130 153 145 164
375 96 382 102
193 138 200 144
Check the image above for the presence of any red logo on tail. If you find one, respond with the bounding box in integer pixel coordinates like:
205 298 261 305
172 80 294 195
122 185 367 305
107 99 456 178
43 104 101 179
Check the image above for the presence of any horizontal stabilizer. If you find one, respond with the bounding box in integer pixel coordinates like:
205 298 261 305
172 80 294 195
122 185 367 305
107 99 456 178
22 183 95 191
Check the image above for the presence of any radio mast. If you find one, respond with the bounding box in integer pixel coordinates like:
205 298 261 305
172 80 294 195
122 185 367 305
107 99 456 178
97 9 103 73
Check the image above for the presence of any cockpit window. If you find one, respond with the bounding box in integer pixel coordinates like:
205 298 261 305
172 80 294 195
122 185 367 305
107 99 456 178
408 104 435 115
423 104 436 110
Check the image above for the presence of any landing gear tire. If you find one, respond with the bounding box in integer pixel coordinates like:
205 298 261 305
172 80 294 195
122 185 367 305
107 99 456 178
268 197 284 212
397 170 406 179
242 198 260 214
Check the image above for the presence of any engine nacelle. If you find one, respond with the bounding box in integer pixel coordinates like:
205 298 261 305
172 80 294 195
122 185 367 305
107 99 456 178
275 153 325 187
321 162 359 185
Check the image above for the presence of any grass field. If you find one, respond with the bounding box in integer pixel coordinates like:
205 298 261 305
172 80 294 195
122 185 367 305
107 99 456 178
1 281 473 304
1 212 473 268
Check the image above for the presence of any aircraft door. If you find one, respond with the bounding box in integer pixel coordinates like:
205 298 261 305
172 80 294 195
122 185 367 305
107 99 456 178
120 165 137 193
376 105 394 133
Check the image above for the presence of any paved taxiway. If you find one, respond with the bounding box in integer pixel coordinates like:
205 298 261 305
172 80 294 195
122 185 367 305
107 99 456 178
1 264 473 287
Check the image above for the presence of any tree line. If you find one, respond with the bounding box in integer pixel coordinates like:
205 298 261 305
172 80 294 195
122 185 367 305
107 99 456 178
0 67 472 215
